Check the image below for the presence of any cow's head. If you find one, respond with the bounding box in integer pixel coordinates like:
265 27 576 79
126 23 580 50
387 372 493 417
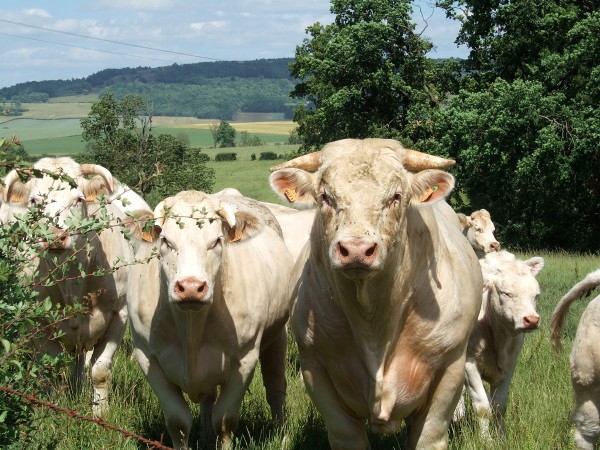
2 157 114 250
480 251 544 333
269 138 455 280
127 190 264 311
458 209 500 256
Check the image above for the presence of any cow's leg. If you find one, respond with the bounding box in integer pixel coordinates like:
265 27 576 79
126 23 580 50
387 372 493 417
259 327 287 424
489 339 522 436
211 350 260 448
201 389 218 447
89 306 127 418
301 360 368 450
70 353 86 394
406 354 466 450
463 357 492 440
134 348 192 450
572 384 600 450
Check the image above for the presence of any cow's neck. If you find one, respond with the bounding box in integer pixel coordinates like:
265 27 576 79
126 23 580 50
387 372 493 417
484 291 521 374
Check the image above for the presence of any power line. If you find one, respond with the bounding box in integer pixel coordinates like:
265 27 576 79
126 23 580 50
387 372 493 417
0 18 221 61
0 32 180 64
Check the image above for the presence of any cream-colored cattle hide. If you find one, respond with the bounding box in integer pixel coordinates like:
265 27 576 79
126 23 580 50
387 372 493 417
550 268 600 450
457 209 500 258
269 138 482 450
1 157 133 417
456 250 544 438
125 190 292 449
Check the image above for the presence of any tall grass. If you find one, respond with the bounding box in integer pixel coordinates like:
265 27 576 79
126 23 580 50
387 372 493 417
13 245 598 449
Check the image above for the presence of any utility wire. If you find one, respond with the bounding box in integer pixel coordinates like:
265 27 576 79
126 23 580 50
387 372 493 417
0 18 220 61
0 32 179 64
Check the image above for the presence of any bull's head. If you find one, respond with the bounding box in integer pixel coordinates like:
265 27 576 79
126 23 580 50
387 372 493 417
269 138 455 280
126 190 264 311
1 158 114 250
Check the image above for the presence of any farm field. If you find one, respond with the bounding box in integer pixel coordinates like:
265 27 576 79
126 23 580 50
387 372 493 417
13 244 599 449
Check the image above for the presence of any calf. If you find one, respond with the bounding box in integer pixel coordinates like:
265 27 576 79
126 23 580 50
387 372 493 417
125 190 292 448
458 250 544 437
458 209 500 258
550 268 600 450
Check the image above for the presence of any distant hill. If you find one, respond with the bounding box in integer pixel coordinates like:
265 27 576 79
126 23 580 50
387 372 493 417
0 58 299 121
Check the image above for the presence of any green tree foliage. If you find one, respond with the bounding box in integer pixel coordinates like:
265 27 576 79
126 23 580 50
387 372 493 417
80 93 214 203
433 1 600 251
214 121 236 148
289 0 452 149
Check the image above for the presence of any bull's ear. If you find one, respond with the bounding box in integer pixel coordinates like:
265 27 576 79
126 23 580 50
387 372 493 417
269 168 316 206
457 212 470 228
525 256 545 277
81 175 112 202
218 203 263 243
411 170 454 204
122 210 161 243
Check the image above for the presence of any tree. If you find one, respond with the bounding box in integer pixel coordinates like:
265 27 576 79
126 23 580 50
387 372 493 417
80 92 215 203
214 120 236 148
431 1 600 251
289 0 451 149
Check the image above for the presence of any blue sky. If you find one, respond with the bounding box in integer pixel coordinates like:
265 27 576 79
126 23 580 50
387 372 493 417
0 1 468 89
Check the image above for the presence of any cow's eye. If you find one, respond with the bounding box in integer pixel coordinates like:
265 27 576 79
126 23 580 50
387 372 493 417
387 193 402 208
320 191 331 206
209 236 222 250
160 235 174 251
29 197 37 206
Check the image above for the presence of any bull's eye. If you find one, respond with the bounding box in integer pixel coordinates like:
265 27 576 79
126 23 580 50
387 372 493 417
160 235 174 251
209 236 222 250
320 191 332 206
387 193 402 208
29 197 37 206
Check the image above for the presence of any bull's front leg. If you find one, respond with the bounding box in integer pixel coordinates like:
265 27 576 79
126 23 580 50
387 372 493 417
89 304 128 418
406 353 466 450
301 359 369 450
464 358 492 439
258 327 287 425
489 346 520 436
212 349 260 449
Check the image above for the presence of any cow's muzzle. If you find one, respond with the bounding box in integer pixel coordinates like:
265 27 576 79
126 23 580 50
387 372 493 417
172 277 212 310
334 239 380 279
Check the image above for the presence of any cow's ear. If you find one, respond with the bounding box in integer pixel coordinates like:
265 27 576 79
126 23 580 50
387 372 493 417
269 168 316 206
218 203 263 243
81 175 112 202
123 210 161 243
525 256 545 277
457 212 470 228
410 170 454 204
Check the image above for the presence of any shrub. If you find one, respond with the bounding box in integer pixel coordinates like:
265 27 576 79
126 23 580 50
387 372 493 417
214 152 237 161
259 151 279 161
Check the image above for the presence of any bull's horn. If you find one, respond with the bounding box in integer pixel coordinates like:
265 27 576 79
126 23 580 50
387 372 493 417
80 163 115 192
403 149 455 171
269 151 322 172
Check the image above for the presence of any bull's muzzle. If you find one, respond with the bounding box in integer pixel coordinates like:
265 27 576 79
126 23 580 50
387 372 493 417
172 277 211 310
39 227 71 250
335 239 379 277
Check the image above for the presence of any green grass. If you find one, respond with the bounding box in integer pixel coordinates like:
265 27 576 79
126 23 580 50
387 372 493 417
10 251 599 449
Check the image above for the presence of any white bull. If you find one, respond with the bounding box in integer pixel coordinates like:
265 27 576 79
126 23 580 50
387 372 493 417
550 268 600 450
269 138 482 449
0 157 133 417
125 190 292 449
457 209 500 258
456 250 544 437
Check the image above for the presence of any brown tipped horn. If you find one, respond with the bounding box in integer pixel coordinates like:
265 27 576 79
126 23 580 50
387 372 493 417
402 149 455 171
80 163 115 192
269 151 322 172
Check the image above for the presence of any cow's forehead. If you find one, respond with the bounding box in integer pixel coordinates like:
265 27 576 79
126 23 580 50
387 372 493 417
318 145 405 193
160 197 222 234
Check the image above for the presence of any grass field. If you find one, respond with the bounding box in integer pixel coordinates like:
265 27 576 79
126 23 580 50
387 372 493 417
13 250 598 449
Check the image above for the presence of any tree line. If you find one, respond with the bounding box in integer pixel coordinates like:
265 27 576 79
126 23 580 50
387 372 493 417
290 0 599 252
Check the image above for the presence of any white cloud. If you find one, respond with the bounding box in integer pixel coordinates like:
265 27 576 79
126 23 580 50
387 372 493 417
93 0 177 11
22 8 52 18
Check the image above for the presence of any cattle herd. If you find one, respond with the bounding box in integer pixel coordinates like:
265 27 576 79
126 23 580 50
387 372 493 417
0 138 598 450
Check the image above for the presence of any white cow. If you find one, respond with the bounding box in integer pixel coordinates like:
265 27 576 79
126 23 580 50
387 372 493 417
1 157 133 417
550 268 600 450
457 209 500 258
125 190 292 449
269 138 482 449
456 250 544 438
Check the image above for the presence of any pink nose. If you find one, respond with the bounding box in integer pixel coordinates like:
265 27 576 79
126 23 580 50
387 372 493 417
336 239 378 267
48 227 70 249
174 278 208 302
523 314 540 329
490 241 501 251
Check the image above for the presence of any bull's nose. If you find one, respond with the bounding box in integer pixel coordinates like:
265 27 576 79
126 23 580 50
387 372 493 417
490 241 501 251
336 239 378 267
523 314 540 329
174 277 208 302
